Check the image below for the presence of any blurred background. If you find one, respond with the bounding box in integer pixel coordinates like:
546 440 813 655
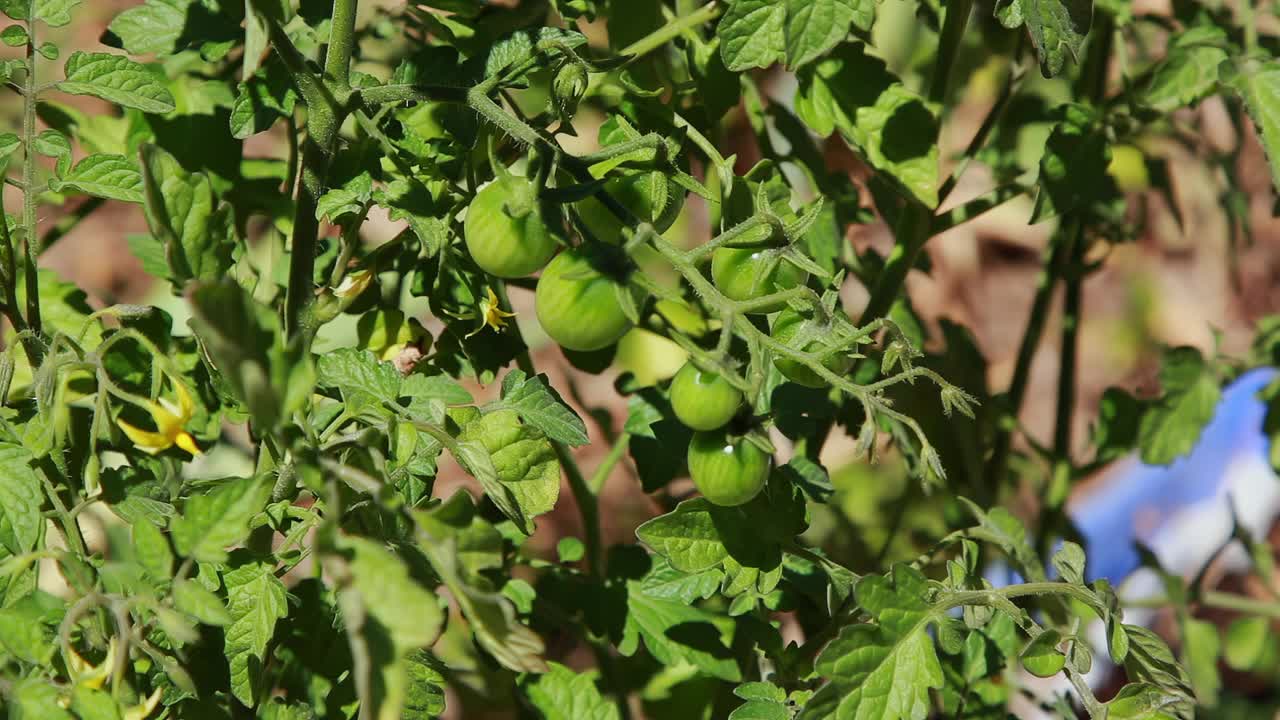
5 0 1280 716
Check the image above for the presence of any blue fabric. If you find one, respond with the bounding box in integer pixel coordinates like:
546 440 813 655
1068 367 1277 583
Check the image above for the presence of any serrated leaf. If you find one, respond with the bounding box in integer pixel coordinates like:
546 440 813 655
637 558 724 603
224 559 287 707
1031 104 1110 222
1052 541 1086 585
32 0 78 26
784 0 870 69
131 520 172 579
1137 347 1220 465
482 26 586 78
54 154 143 203
316 348 403 418
332 534 445 720
173 578 233 626
636 499 732 573
140 144 232 285
0 445 45 556
60 51 175 113
994 0 1092 77
170 475 272 563
456 408 560 534
1143 32 1228 113
107 0 191 55
524 662 620 720
795 43 938 206
718 0 786 71
491 369 589 446
799 565 944 720
1227 60 1280 196
620 581 742 681
0 132 18 158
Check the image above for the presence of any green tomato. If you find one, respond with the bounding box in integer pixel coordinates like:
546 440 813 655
669 362 742 431
687 428 771 507
1107 144 1150 192
535 249 634 351
711 248 807 313
464 178 560 278
576 171 683 242
771 308 854 388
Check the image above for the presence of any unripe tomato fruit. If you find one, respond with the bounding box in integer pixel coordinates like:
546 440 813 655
669 362 743 431
464 178 559 278
711 248 807 313
576 172 683 242
535 249 634 351
1106 144 1150 192
687 428 771 506
771 308 854 388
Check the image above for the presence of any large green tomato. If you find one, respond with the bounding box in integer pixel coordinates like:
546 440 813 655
464 177 560 278
687 428 771 507
669 362 742 431
770 308 854 388
535 249 634 351
576 171 683 242
711 248 807 313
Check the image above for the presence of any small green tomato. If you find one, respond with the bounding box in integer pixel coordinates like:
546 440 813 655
464 177 560 278
770 308 855 388
711 248 807 313
687 428 771 507
534 249 634 351
669 362 743 431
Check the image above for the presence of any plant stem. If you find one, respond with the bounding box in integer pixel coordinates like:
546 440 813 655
619 1 722 59
983 229 1069 494
588 432 630 494
325 0 359 88
1053 224 1084 460
492 281 604 577
20 0 42 357
858 0 974 324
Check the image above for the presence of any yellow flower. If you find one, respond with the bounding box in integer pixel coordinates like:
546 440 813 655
67 639 115 690
116 380 201 456
334 269 373 299
467 287 518 338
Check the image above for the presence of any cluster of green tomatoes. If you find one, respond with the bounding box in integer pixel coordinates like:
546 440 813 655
463 167 854 507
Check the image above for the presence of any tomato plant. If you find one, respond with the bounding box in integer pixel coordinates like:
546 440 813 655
0 0 1277 718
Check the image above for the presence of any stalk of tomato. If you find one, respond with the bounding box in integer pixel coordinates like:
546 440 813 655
464 178 560 278
576 171 683 243
669 362 742 430
771 308 855 387
687 428 771 506
535 249 634 351
711 248 807 313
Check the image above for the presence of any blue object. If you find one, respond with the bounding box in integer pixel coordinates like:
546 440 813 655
1068 367 1278 584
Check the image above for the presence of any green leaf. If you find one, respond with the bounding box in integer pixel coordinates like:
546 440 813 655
1137 347 1220 465
718 0 786 72
9 677 74 720
404 650 448 718
1105 683 1189 720
52 153 144 203
1020 630 1066 678
0 444 45 555
140 144 233 285
59 51 175 113
1143 30 1228 112
1227 60 1280 196
795 43 938 206
784 0 870 69
1181 618 1220 707
1224 616 1268 670
637 558 723 603
0 24 27 46
620 581 742 681
799 565 944 720
0 591 62 664
332 534 445 720
173 578 233 626
131 520 173 579
1052 541 1086 585
0 132 18 157
229 67 298 139
1031 104 1111 222
994 0 1092 77
316 172 373 224
523 662 620 720
33 0 78 26
317 348 403 418
69 686 123 720
413 506 549 673
107 0 191 55
491 369 589 446
636 499 732 573
483 27 586 79
190 279 315 430
456 408 560 533
224 559 288 707
170 475 272 563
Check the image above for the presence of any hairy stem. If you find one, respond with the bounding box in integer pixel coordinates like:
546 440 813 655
619 1 721 58
20 0 42 358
